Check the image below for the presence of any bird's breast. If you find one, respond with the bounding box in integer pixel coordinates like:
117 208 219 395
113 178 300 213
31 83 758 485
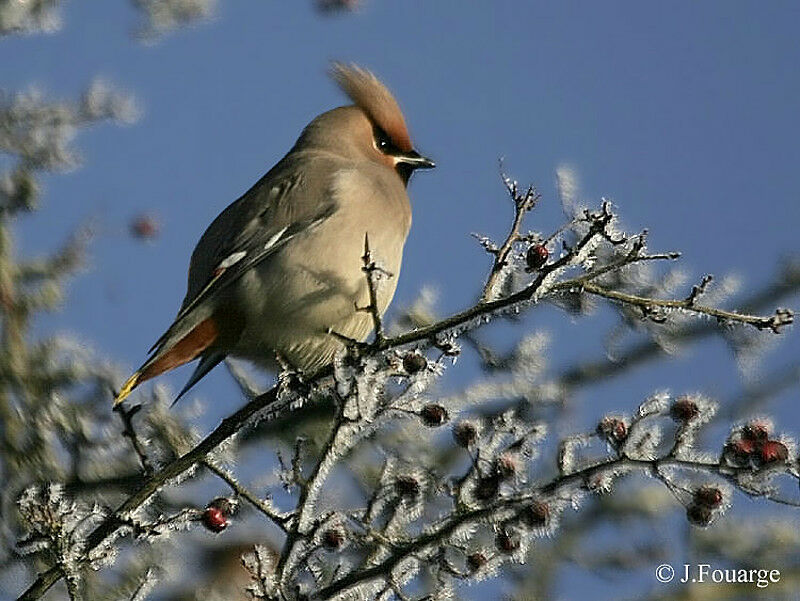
231 165 411 372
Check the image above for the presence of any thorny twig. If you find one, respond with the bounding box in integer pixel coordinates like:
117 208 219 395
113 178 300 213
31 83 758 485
275 372 369 588
202 459 292 532
113 403 153 476
358 232 391 345
574 280 793 333
553 259 800 392
481 166 541 302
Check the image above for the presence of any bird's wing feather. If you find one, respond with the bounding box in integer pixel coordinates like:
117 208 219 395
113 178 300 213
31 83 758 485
172 351 226 406
148 159 339 356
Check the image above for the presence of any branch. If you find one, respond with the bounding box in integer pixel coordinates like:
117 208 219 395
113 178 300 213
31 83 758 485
202 459 291 532
556 261 800 391
574 280 794 332
275 403 347 583
114 404 153 476
480 168 540 302
358 232 390 344
310 454 792 600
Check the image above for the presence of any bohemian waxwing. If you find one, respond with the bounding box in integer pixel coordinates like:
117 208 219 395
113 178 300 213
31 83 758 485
114 63 434 405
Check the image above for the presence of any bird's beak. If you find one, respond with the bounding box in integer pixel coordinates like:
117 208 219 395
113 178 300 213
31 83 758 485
396 150 436 170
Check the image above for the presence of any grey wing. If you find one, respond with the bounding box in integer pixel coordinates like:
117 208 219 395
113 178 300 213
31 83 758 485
148 166 337 355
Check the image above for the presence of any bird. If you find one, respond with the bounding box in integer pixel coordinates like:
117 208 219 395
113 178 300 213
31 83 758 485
113 63 434 406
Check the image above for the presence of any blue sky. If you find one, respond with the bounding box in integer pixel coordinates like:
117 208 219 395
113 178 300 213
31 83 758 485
3 1 800 598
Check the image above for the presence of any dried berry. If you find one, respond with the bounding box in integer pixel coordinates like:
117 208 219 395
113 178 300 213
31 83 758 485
526 244 549 270
419 404 448 427
474 475 500 500
686 503 713 527
520 500 550 527
402 352 428 374
597 416 628 447
453 421 478 448
202 497 234 533
495 453 520 480
670 396 699 423
466 552 487 572
759 440 788 464
322 528 345 550
394 475 421 499
129 214 160 240
202 507 228 533
742 421 770 442
693 486 723 508
495 528 520 553
725 437 758 462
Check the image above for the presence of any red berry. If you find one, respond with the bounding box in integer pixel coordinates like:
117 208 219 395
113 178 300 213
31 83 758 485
597 417 628 447
526 244 549 270
686 503 713 527
402 353 427 374
466 552 487 572
726 437 758 461
520 500 550 527
495 453 520 480
394 475 421 499
419 404 448 427
693 486 723 508
759 440 788 464
202 497 234 533
670 397 699 423
202 507 228 533
495 528 520 553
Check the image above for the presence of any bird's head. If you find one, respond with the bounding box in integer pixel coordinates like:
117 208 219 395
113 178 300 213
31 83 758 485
297 63 435 185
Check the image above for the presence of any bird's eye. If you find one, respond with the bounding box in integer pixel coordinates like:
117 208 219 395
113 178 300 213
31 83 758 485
374 129 392 153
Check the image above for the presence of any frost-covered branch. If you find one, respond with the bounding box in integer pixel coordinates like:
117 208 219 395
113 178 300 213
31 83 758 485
575 280 793 333
480 166 541 302
310 396 800 600
203 459 292 531
359 233 390 344
114 404 154 476
13 171 797 601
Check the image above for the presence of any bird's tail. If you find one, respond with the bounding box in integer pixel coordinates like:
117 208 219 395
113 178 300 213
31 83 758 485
113 317 220 406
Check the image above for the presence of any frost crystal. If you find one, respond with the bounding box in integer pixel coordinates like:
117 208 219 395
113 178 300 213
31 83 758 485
17 484 107 589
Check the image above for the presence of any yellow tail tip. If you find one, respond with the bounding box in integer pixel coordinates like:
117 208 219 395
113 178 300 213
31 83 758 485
114 372 140 406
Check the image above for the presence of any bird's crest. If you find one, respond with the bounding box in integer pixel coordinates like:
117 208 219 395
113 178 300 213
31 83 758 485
331 62 413 152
